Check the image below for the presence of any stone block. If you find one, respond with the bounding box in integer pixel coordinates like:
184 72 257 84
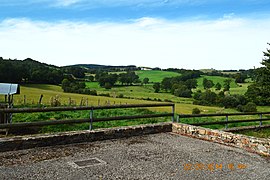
196 129 204 134
258 144 267 153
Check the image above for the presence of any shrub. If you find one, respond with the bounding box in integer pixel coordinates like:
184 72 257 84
117 94 124 98
104 82 112 89
192 108 201 114
236 105 244 112
98 93 110 97
164 99 173 102
242 102 257 112
222 95 239 108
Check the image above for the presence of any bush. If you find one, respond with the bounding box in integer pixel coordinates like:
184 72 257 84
164 99 173 102
104 82 112 89
236 105 243 112
84 89 97 96
222 95 239 108
242 102 257 112
117 94 124 98
192 108 201 114
98 93 110 97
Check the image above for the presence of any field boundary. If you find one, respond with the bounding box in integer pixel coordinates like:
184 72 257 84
178 112 270 129
0 103 175 131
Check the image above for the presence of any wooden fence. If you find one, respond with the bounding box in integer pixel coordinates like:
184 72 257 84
178 112 270 129
0 103 175 131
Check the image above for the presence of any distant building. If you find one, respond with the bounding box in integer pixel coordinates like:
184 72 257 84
140 67 152 71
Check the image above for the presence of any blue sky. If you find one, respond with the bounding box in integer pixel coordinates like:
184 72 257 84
1 0 270 21
0 0 270 69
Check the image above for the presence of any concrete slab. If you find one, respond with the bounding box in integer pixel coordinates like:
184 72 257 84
0 133 269 180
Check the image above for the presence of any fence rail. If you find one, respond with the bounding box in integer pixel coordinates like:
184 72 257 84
178 112 270 129
0 103 174 113
0 103 175 131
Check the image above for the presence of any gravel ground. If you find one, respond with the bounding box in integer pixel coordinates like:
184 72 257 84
0 133 269 180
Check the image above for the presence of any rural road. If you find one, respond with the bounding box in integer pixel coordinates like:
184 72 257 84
0 133 269 180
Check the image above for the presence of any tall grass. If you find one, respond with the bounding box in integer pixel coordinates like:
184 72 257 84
12 108 171 133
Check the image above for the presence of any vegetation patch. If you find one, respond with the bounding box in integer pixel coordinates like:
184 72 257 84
11 108 170 134
235 128 270 139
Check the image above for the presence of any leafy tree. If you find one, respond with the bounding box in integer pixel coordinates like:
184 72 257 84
63 66 86 78
87 75 94 82
173 85 192 98
184 79 197 89
215 82 222 90
97 73 118 87
245 84 264 105
104 82 112 89
61 78 71 92
221 95 239 108
118 71 139 85
243 102 257 112
193 90 217 106
161 77 172 92
153 82 161 93
201 90 217 105
223 79 231 91
203 78 214 89
245 43 270 105
143 77 150 85
234 73 247 83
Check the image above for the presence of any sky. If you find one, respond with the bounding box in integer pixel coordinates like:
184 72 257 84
0 0 270 70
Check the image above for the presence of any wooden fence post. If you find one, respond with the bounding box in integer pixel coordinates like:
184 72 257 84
23 95 26 105
38 94 43 107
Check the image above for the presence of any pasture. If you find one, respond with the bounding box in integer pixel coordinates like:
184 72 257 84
1 82 269 134
135 70 180 82
196 75 248 94
0 84 226 114
0 70 265 134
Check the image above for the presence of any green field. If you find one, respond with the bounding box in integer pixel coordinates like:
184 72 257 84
135 70 180 82
0 70 265 134
197 75 238 89
1 82 270 134
12 108 171 133
197 75 249 95
86 82 193 104
235 128 270 138
0 83 227 115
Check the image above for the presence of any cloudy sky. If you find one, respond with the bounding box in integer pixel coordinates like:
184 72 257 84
0 0 270 70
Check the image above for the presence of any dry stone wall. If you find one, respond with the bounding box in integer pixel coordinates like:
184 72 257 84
172 123 270 156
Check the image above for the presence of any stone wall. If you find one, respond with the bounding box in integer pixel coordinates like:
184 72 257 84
172 123 270 156
0 122 172 152
2 121 270 156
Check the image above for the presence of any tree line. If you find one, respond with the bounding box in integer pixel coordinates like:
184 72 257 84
0 58 86 84
95 71 142 89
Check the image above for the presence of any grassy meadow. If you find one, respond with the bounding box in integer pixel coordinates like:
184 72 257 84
0 70 258 115
135 70 180 82
0 83 225 115
235 128 270 138
1 69 269 134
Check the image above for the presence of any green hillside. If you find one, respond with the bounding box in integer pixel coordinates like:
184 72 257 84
197 75 238 89
135 70 180 83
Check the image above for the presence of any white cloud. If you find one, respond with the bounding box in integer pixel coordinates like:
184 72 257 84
54 0 82 7
0 17 269 69
0 0 213 8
